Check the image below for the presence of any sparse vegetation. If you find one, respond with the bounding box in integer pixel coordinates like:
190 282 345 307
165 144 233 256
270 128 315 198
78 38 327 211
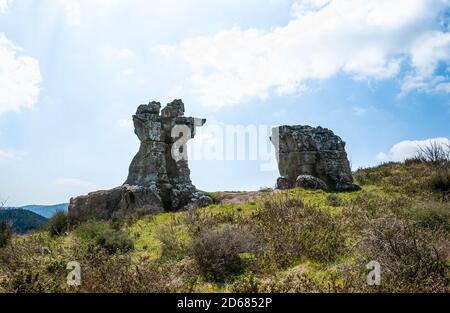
75 221 134 255
0 221 12 248
46 211 69 237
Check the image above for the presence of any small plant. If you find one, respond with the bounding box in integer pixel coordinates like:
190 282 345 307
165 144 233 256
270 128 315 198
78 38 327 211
429 165 450 200
46 211 68 237
156 220 189 260
191 224 255 282
326 193 342 207
0 221 12 248
75 221 133 255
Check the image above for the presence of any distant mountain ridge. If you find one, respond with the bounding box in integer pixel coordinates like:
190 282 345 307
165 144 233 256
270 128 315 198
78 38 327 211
3 203 68 218
0 209 48 234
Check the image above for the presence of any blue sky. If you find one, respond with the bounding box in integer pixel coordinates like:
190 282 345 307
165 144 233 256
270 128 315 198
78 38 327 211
0 0 449 206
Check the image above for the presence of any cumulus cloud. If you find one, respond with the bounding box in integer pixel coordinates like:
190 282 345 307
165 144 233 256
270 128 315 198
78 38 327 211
155 0 450 108
376 137 450 162
0 0 11 13
0 34 42 114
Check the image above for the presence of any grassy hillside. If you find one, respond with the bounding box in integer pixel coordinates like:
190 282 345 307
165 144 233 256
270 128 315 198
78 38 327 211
0 209 47 234
0 160 448 293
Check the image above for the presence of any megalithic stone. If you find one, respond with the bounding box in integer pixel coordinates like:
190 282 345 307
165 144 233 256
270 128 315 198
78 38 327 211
125 99 207 209
270 125 360 191
68 99 211 224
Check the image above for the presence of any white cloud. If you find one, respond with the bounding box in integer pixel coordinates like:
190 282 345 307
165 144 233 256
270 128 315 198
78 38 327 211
0 34 42 114
0 0 11 13
155 0 450 108
0 148 25 162
376 137 450 162
54 178 105 191
400 31 450 95
0 149 16 161
59 0 81 26
116 118 133 129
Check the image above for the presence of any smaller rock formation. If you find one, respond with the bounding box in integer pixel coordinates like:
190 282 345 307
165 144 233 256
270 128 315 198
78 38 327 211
271 125 360 191
68 185 162 224
69 99 211 224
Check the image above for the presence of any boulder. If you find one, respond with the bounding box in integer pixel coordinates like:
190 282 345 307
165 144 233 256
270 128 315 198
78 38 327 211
271 125 360 191
295 175 328 190
68 184 163 224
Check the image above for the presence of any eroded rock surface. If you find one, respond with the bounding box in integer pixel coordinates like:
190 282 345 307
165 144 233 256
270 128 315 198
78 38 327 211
69 99 210 223
271 125 360 191
68 184 163 224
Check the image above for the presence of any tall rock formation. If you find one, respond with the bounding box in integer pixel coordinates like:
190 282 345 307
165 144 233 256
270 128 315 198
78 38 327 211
271 125 360 191
68 99 211 224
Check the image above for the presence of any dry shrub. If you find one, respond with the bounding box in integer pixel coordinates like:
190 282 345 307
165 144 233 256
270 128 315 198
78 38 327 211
429 164 450 200
156 221 189 260
0 221 12 248
191 224 255 282
326 193 342 207
254 194 345 268
360 216 449 292
46 211 69 237
75 221 133 255
0 234 71 292
416 141 450 164
73 248 199 292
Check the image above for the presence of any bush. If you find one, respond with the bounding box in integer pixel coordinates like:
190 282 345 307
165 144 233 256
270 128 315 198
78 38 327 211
360 216 448 292
254 194 345 267
409 202 450 231
156 221 189 260
416 141 450 164
75 221 133 255
429 165 450 200
0 221 12 248
46 211 68 237
191 224 255 282
326 193 342 207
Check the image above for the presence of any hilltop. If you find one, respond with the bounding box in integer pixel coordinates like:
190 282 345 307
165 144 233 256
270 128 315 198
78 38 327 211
0 209 48 234
0 160 448 292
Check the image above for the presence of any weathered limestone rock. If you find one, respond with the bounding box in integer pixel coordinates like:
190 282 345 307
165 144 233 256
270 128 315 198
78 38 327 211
69 99 211 223
271 125 360 191
68 184 163 224
125 99 208 210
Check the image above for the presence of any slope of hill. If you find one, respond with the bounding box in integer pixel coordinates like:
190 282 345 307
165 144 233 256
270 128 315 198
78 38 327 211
4 203 68 219
0 160 448 293
0 209 48 234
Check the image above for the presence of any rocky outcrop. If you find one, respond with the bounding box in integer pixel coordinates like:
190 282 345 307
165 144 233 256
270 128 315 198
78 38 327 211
271 125 360 191
68 185 163 224
125 99 208 210
69 99 211 223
